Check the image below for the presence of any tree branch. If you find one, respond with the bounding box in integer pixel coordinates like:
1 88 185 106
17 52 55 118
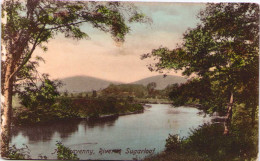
7 25 46 82
46 20 87 31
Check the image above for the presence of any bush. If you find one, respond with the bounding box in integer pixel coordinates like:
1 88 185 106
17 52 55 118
151 122 258 161
7 142 81 160
54 97 79 118
165 134 183 152
183 123 257 161
14 95 144 125
56 141 79 160
145 102 258 161
7 144 31 159
7 144 47 159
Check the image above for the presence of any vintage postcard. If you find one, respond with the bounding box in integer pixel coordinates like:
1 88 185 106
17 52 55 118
1 0 259 160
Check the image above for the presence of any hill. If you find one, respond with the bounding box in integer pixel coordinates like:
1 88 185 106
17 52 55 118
59 76 122 93
59 75 187 93
131 75 187 89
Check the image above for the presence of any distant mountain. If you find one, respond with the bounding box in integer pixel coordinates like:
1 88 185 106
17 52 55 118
59 76 122 93
59 75 187 93
131 75 187 90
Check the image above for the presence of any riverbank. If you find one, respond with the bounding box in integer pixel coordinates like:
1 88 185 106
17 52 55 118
135 98 173 104
144 118 258 161
82 109 144 121
13 96 144 125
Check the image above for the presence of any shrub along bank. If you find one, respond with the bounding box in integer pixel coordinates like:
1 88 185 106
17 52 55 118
144 104 258 161
13 96 144 125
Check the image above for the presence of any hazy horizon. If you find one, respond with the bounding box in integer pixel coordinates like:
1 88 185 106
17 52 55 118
58 74 186 83
34 2 205 83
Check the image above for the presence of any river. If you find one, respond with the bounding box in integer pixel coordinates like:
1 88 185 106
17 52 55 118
10 104 212 160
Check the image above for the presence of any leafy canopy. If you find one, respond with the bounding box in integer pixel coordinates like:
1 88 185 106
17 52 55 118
142 3 259 113
1 0 150 89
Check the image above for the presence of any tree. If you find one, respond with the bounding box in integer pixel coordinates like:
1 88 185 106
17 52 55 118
18 74 62 111
142 3 259 135
63 90 69 97
92 90 97 98
147 82 157 96
15 74 63 124
1 0 149 157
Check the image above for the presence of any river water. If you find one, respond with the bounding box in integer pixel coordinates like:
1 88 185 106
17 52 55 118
11 104 212 160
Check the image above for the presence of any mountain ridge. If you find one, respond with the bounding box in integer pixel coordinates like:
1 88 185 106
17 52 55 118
59 75 187 92
59 75 122 93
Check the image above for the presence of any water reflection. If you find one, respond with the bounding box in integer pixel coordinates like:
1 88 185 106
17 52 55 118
11 116 119 142
11 119 81 142
86 115 118 128
11 104 212 160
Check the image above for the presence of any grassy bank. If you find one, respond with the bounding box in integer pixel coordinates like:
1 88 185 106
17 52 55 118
13 96 144 125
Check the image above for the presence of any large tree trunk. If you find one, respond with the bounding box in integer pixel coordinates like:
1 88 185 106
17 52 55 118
251 105 256 127
223 92 233 135
1 61 14 158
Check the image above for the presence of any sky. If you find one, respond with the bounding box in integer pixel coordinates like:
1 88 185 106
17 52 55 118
35 2 205 83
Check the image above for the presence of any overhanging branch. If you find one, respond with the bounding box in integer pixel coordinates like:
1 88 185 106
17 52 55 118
7 25 46 82
46 20 87 31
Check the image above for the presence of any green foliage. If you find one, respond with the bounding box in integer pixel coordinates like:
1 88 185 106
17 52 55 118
186 124 226 159
168 79 228 114
1 0 150 106
102 84 147 97
14 79 169 125
8 142 80 160
2 1 148 45
101 83 169 99
54 97 79 119
7 144 31 160
37 154 48 160
186 123 257 160
161 121 258 161
7 142 83 160
147 82 157 96
74 96 144 118
147 123 258 161
15 75 80 124
142 3 259 119
14 97 79 125
147 102 258 161
14 94 144 124
129 13 146 22
18 74 62 111
165 134 184 152
14 74 65 124
1 0 150 157
56 142 79 160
